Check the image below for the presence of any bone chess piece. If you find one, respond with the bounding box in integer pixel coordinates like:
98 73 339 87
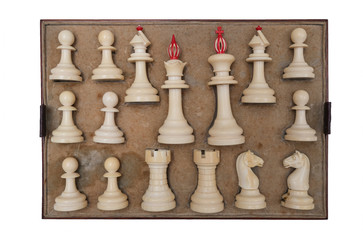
158 35 194 144
49 30 82 82
92 30 124 81
51 91 84 143
282 28 315 79
242 26 276 103
284 90 317 141
93 91 125 144
190 149 224 213
97 157 128 211
207 27 245 146
54 157 88 211
125 26 159 103
141 149 176 212
281 151 314 210
235 150 266 209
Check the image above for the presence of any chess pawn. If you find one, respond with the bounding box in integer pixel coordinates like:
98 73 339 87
51 91 84 143
242 26 276 103
97 157 128 211
125 26 160 103
49 30 82 82
92 30 124 81
284 90 317 141
283 28 315 79
281 151 314 210
235 150 266 210
158 35 194 144
190 149 224 213
93 92 125 144
54 157 88 211
141 149 176 212
207 27 245 146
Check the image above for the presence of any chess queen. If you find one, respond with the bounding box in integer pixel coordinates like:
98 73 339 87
207 27 245 146
158 35 194 144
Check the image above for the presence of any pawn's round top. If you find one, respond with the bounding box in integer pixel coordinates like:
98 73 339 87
291 28 307 44
293 90 309 106
59 91 76 106
62 157 78 173
98 30 114 46
58 30 75 46
102 91 118 108
104 157 120 173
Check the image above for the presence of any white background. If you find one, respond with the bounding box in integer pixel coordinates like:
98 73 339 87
0 0 362 239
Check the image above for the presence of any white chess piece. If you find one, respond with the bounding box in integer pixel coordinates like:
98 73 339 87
49 30 82 82
284 90 317 141
125 26 159 103
97 157 128 211
158 35 194 144
283 28 315 79
51 91 84 143
242 26 276 103
235 150 266 209
281 151 314 210
190 149 224 213
54 157 88 211
141 149 176 212
92 30 124 81
207 27 244 146
93 91 125 144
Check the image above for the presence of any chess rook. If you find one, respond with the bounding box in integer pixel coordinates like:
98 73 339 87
92 30 124 81
54 157 88 211
284 90 317 141
141 149 176 212
49 30 82 82
235 150 266 209
158 35 194 144
97 157 128 211
207 27 245 146
190 149 224 213
93 91 125 144
51 91 84 143
242 26 276 103
125 26 159 103
283 28 315 79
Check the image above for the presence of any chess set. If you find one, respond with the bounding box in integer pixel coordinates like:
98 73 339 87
40 20 330 219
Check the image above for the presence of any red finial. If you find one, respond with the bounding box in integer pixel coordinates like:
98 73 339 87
168 34 180 60
214 26 227 54
136 25 143 31
256 25 262 31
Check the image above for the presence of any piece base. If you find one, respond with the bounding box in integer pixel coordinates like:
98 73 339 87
241 95 276 103
49 74 82 82
281 190 314 210
93 136 125 144
282 71 315 79
235 191 266 210
158 134 194 144
54 195 87 212
97 200 128 211
208 135 245 146
190 202 224 214
51 135 84 143
284 134 317 142
125 95 160 103
141 200 176 212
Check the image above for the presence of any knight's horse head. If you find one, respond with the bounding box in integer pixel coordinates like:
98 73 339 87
244 150 264 168
283 151 307 169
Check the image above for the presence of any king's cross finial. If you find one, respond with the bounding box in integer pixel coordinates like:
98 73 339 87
216 26 224 35
256 25 262 31
214 26 227 54
168 34 180 60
